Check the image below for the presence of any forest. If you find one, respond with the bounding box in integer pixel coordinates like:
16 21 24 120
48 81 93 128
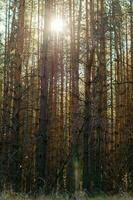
0 0 133 198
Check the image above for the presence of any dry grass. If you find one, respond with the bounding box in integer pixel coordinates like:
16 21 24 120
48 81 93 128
0 191 133 200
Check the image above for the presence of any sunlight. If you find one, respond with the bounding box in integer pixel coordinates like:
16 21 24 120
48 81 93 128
51 17 64 33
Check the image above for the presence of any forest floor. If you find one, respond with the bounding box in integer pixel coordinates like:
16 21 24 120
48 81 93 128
0 191 133 200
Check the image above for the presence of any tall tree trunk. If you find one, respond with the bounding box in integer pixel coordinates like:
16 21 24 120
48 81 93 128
11 0 25 191
36 0 49 190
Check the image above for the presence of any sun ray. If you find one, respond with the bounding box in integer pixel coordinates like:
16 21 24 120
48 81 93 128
51 17 64 33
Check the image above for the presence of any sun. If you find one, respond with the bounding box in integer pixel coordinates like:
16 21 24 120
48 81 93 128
51 17 64 33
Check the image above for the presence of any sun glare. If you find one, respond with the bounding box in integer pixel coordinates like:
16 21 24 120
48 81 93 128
51 17 64 33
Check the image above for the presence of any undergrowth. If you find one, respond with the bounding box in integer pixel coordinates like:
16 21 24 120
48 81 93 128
0 191 133 200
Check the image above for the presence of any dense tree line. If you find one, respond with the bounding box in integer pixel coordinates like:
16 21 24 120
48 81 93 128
0 0 133 195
